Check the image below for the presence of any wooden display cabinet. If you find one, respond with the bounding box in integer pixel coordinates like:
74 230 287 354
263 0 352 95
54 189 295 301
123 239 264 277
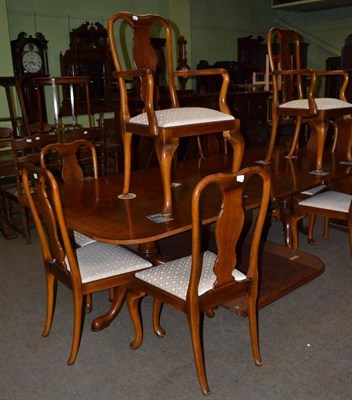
60 22 115 113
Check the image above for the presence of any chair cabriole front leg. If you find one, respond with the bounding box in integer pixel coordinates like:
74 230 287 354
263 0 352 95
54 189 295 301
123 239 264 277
155 135 179 217
122 131 133 195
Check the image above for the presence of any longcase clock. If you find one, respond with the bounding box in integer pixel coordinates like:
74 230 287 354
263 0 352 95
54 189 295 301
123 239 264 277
11 32 49 125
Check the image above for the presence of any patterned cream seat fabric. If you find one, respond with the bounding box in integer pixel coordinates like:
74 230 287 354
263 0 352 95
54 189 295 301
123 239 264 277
22 163 152 365
69 242 152 284
127 166 271 395
298 191 352 212
73 231 96 247
130 107 235 128
290 190 352 254
135 251 246 300
279 98 352 111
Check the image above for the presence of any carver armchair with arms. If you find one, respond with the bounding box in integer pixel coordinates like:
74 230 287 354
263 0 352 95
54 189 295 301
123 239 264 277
22 162 152 364
126 166 271 395
262 27 352 174
108 12 244 216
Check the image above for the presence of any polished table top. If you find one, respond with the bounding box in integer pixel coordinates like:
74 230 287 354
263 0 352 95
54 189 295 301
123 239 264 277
62 146 351 245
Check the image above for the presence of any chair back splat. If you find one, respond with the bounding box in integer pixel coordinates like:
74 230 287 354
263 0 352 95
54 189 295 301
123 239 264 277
108 12 244 217
41 138 99 184
127 166 271 395
22 163 152 364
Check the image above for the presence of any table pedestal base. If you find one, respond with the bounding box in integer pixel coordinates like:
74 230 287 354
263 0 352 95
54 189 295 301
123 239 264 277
222 240 325 316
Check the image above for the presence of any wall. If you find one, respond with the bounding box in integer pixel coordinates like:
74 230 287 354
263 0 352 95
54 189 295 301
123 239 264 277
190 0 274 67
1 0 351 95
3 0 351 76
273 5 352 70
4 0 186 77
0 0 14 124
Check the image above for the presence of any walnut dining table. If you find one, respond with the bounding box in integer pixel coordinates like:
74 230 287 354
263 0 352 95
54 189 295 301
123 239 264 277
61 146 351 324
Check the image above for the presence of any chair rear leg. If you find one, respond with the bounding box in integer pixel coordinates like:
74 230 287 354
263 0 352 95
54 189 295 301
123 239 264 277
85 293 93 313
188 310 210 396
264 116 279 163
67 292 84 365
247 293 262 366
286 117 303 158
42 272 57 337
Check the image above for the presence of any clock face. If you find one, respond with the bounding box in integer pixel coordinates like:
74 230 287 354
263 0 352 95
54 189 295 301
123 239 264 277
22 51 43 73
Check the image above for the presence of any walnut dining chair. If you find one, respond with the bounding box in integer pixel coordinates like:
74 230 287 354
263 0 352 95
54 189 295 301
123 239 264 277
107 12 244 217
126 166 271 395
40 138 104 311
261 27 352 175
22 162 152 364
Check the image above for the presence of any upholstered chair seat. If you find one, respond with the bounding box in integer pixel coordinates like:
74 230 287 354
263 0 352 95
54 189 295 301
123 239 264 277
130 107 235 128
69 242 152 283
135 250 246 300
279 98 352 111
73 231 96 247
297 191 352 212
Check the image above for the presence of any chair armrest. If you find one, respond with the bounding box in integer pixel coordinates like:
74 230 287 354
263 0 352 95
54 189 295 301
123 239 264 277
113 69 158 136
315 70 349 101
113 69 153 79
273 69 318 115
272 68 313 76
173 68 231 114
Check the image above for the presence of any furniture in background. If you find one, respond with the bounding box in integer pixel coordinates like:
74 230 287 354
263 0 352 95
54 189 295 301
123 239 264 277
10 32 50 126
31 76 118 174
325 33 352 103
262 27 352 174
2 132 57 243
237 35 265 84
0 76 31 135
107 12 244 217
0 128 17 240
126 167 271 395
60 22 115 113
22 162 152 364
31 76 94 136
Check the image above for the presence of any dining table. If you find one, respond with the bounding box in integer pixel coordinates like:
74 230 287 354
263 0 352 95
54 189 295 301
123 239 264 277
61 145 351 326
